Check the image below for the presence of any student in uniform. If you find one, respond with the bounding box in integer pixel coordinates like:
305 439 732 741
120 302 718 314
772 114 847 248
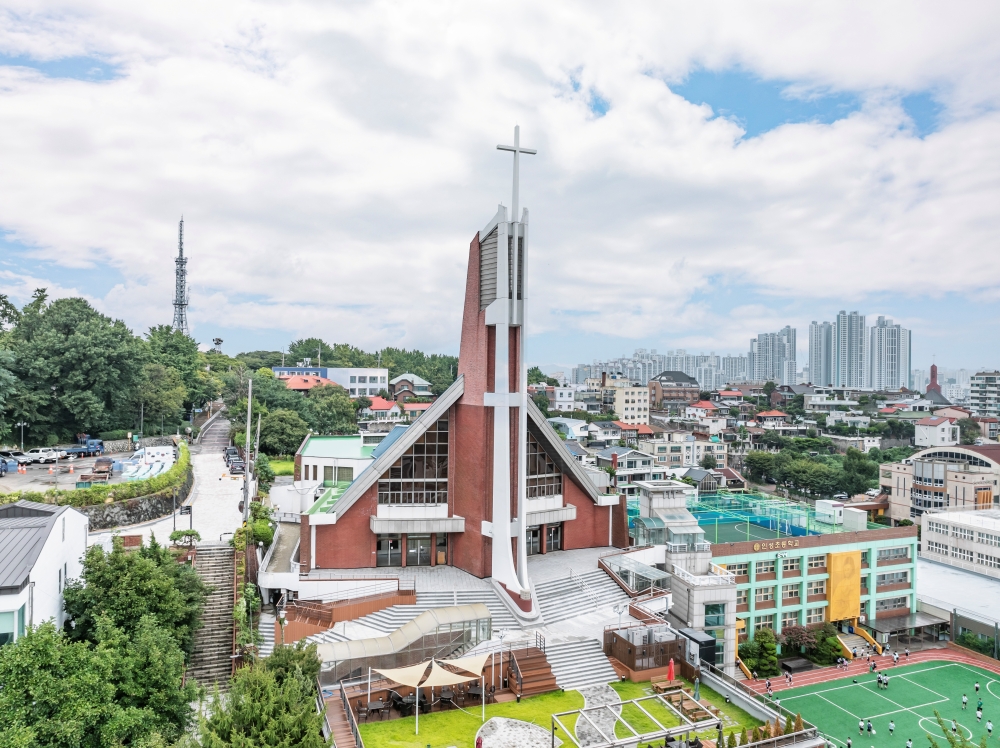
859 720 865 736
953 720 959 735
977 708 983 723
976 682 981 694
987 719 993 737
867 720 873 735
889 720 895 736
964 694 969 710
847 738 853 748
906 739 913 748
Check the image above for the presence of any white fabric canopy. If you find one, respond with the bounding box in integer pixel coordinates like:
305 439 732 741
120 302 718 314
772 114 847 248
372 661 431 688
438 652 490 679
420 660 481 688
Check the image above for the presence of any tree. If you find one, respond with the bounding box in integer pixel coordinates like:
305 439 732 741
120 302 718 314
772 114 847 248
259 408 310 456
198 663 331 747
958 418 981 445
255 452 275 494
136 363 187 428
841 448 878 496
727 730 738 748
7 294 147 442
780 624 816 653
926 710 986 748
794 714 804 733
762 381 777 399
236 350 285 370
170 529 202 546
744 451 775 483
528 366 559 386
739 727 749 746
532 391 551 416
309 384 358 434
63 535 208 657
809 622 843 665
699 454 718 470
264 640 322 686
752 627 780 676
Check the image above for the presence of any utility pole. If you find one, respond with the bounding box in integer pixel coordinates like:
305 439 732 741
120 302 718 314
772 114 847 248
317 344 321 368
242 379 253 523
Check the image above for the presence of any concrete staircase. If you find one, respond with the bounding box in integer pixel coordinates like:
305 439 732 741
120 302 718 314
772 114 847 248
512 646 559 697
339 589 520 634
838 632 870 657
187 545 235 689
545 638 619 691
535 569 630 625
259 609 275 658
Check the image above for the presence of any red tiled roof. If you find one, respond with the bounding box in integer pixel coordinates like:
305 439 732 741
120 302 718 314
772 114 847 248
613 421 638 431
879 407 899 414
756 410 789 418
689 401 718 410
915 416 954 426
279 375 340 391
718 390 742 396
403 402 432 411
366 396 399 411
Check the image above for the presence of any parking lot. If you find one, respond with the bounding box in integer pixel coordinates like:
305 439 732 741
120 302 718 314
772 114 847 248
0 455 128 493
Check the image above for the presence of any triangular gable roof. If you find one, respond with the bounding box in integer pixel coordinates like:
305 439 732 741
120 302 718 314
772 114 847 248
366 396 398 411
390 372 432 386
527 398 601 503
689 400 718 410
319 376 465 517
757 410 789 417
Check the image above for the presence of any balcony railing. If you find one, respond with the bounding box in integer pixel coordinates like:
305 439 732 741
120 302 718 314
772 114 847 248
671 564 736 586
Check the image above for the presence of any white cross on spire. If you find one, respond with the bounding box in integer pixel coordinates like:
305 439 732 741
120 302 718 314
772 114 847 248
497 125 536 221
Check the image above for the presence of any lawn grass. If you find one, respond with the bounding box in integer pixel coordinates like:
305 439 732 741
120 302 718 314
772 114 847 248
270 459 294 476
357 689 583 748
777 661 998 748
611 679 764 743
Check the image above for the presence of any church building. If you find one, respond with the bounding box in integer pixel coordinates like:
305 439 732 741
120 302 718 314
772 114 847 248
300 130 622 617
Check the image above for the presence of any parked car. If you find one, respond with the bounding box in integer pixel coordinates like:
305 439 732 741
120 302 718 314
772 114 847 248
0 450 32 466
25 447 64 463
224 447 240 464
229 460 245 475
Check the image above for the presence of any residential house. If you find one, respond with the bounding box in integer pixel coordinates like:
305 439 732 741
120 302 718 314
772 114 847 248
755 410 790 428
402 402 432 421
914 416 959 448
636 432 728 470
595 447 657 496
685 400 720 420
614 421 655 446
547 417 590 440
716 390 744 402
826 411 871 429
278 375 341 393
589 421 622 446
273 367 388 398
648 371 700 409
613 384 650 425
973 417 999 441
0 501 89 640
389 373 435 403
562 440 591 464
934 406 973 421
361 396 404 422
715 467 748 491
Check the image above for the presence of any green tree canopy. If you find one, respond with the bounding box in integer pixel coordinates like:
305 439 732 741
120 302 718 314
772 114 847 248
699 454 718 469
198 663 330 748
528 366 559 386
136 363 187 426
310 384 358 434
259 409 310 456
63 535 207 657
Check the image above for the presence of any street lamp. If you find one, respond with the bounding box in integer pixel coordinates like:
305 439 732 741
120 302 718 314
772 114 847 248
614 602 628 632
15 422 26 452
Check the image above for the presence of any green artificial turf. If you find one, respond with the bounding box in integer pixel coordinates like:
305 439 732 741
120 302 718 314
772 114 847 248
777 661 999 748
357 689 583 747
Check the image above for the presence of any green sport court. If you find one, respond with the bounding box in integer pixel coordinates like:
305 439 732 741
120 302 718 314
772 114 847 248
778 662 1000 747
700 520 789 544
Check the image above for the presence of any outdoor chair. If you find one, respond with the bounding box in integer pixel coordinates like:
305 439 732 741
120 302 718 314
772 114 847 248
356 700 368 723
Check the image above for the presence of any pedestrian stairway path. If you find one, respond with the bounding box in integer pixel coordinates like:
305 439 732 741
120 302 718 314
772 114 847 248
535 569 630 625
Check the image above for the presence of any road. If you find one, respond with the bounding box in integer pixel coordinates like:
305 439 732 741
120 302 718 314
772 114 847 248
89 417 245 548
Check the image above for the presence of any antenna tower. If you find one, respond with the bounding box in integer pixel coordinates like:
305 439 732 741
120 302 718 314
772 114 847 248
172 217 190 335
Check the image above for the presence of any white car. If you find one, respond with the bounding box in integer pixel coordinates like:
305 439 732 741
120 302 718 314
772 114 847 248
25 447 64 463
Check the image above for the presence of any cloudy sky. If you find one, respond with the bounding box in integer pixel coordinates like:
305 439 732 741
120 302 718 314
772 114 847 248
1 2 999 373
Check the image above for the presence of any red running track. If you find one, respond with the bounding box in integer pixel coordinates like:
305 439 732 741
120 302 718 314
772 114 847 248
744 647 1000 694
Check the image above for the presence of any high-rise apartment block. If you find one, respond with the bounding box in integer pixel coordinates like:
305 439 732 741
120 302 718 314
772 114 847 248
868 316 911 391
808 321 833 386
749 326 796 385
971 372 1000 417
833 310 866 388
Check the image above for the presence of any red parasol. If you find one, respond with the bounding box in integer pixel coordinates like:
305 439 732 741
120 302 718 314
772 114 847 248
668 658 675 681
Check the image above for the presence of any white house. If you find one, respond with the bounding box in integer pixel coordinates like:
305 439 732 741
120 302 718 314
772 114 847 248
0 501 89 642
589 421 622 445
547 417 590 440
361 396 404 422
915 416 960 447
826 411 871 429
685 400 720 420
552 387 577 412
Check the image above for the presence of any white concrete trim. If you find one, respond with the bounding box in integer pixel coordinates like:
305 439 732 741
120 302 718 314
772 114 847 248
368 515 466 534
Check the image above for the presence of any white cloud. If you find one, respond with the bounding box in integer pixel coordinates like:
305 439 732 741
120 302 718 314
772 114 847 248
0 1 999 364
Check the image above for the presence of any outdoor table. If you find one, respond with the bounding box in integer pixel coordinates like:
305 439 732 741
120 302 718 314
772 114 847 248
467 685 483 700
366 700 383 712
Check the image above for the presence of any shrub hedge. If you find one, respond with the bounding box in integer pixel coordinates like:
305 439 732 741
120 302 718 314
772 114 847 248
0 441 191 508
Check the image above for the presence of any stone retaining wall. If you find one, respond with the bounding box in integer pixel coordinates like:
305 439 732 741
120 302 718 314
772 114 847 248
80 467 194 530
103 436 180 454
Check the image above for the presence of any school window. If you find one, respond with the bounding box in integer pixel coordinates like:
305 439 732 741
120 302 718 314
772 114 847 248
755 560 775 575
977 552 1000 569
977 532 1000 547
875 596 908 612
876 571 908 587
805 608 825 624
951 547 974 563
782 557 800 572
928 521 948 535
704 603 726 627
806 580 826 596
807 555 826 569
755 586 775 603
754 614 775 630
877 547 909 562
736 589 748 606
729 562 749 577
926 541 949 555
377 419 449 505
782 584 800 599
861 551 869 565
781 611 799 628
952 527 974 541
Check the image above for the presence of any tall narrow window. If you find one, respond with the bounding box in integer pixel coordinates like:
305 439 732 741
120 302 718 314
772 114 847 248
527 432 562 498
378 418 449 504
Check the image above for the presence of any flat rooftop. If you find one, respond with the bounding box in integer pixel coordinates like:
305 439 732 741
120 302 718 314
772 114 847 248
299 435 375 459
917 557 1000 621
927 509 1000 532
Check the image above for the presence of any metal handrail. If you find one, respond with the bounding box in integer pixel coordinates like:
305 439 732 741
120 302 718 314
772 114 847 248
570 568 603 608
535 630 546 654
702 661 819 739
508 646 523 697
339 684 366 748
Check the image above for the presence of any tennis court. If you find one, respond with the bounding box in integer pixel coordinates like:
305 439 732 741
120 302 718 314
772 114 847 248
777 661 999 747
699 519 794 544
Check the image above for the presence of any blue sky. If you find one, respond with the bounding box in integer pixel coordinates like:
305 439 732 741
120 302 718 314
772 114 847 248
0 4 998 374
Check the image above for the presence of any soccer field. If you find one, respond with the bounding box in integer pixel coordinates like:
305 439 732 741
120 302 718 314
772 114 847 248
778 662 1000 747
699 520 790 544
